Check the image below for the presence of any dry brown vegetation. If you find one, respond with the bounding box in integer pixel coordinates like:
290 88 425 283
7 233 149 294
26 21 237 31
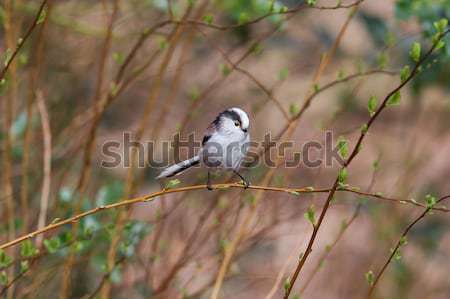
0 1 450 299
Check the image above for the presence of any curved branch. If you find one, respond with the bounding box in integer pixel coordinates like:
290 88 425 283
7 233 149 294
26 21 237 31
0 182 447 251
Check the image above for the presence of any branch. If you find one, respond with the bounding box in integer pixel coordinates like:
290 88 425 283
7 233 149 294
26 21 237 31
174 0 365 31
367 195 450 297
0 0 48 82
35 91 52 247
0 182 447 251
283 28 450 299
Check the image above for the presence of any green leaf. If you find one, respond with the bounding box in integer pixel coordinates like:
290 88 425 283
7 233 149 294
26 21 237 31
368 96 378 116
433 18 448 33
0 249 13 268
37 8 47 25
238 12 249 24
20 261 29 273
304 205 316 226
365 270 374 286
338 168 348 184
289 103 299 117
425 194 437 209
20 240 39 258
400 65 410 83
0 271 8 286
307 0 317 6
165 179 181 189
391 247 402 260
386 90 401 106
337 136 348 158
409 42 421 62
202 14 214 25
283 278 291 293
435 40 445 50
278 6 288 13
44 237 61 254
360 123 368 134
399 236 408 247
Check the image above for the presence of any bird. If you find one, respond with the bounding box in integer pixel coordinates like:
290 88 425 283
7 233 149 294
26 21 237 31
156 107 250 190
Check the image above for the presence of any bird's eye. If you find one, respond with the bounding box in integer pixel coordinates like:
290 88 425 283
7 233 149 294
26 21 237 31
234 121 240 127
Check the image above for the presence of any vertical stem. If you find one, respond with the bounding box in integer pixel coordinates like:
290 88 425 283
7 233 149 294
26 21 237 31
35 91 52 247
59 1 120 298
99 5 194 298
21 0 50 235
2 1 20 297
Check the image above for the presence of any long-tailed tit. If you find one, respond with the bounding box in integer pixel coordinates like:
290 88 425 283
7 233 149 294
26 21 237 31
156 107 250 190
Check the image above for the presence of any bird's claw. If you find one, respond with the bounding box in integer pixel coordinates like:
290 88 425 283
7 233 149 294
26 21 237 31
243 180 250 189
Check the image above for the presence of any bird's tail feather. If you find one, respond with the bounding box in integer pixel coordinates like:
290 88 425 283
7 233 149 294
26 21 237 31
156 156 200 179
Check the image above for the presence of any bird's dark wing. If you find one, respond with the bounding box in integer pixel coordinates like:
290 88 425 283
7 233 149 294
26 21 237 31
202 123 216 145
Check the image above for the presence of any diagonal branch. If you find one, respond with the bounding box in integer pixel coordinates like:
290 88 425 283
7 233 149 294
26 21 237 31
283 28 450 299
0 0 48 82
367 194 450 297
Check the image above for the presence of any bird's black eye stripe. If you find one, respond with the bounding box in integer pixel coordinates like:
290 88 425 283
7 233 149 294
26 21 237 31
213 110 241 125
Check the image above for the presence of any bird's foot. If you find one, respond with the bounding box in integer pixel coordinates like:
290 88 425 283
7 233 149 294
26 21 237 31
242 180 250 189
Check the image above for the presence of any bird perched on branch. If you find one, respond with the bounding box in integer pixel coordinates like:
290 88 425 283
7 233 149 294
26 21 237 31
156 107 250 190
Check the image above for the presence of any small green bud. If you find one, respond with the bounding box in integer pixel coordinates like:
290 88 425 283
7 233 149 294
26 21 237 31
400 65 410 83
368 96 378 116
304 205 316 226
409 42 421 62
365 270 374 286
202 14 214 25
165 179 181 189
386 90 401 106
338 168 348 184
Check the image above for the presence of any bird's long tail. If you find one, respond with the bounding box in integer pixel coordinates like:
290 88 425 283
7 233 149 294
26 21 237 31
156 155 200 179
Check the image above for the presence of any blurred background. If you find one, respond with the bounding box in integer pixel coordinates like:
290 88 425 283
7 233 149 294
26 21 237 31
1 0 450 298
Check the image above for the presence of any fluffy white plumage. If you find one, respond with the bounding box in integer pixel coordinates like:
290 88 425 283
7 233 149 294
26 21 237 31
156 108 250 181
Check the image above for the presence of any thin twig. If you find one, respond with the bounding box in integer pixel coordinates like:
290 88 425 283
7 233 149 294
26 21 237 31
368 194 450 297
283 28 450 299
35 91 52 247
1 182 447 251
0 0 48 81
